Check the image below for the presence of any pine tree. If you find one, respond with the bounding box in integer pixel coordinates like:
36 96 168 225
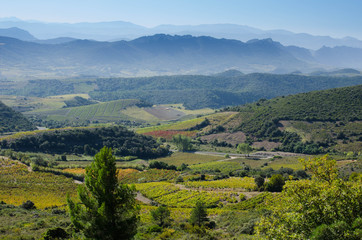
67 147 139 240
189 201 208 226
151 205 171 227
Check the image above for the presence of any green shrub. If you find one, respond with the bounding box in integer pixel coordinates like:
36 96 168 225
20 200 36 210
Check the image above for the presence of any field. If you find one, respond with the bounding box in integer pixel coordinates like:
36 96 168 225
156 152 224 166
189 159 251 175
263 156 305 170
0 94 91 112
25 99 141 123
136 117 206 133
182 177 257 191
135 182 242 208
119 169 180 184
0 158 77 209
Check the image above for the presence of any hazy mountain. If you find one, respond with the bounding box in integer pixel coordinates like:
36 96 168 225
314 46 362 69
0 34 312 78
0 18 362 49
0 27 37 41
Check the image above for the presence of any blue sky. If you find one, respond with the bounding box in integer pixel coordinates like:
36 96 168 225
1 0 362 39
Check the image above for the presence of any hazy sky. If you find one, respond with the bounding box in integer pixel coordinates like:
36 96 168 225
1 0 361 39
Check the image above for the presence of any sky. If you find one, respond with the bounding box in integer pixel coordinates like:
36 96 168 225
1 0 362 39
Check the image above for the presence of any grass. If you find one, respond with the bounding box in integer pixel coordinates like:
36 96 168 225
0 204 71 240
156 152 224 167
263 156 304 170
189 160 249 174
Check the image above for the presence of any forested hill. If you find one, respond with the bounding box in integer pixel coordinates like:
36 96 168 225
228 85 362 135
2 73 362 110
0 126 169 158
89 73 362 109
0 101 35 133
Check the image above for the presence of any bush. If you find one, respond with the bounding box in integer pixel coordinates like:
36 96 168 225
42 227 68 240
265 174 285 192
147 225 163 233
175 176 184 183
254 176 265 190
20 200 36 210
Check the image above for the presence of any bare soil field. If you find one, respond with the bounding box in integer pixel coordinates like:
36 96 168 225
144 106 186 120
200 132 246 145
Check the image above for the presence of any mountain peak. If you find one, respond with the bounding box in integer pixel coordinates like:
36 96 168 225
0 27 37 41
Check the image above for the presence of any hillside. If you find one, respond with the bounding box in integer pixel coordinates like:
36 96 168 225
2 73 361 110
0 101 35 133
143 85 362 154
223 85 362 153
0 126 169 158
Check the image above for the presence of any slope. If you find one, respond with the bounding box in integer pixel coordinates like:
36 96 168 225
0 101 35 133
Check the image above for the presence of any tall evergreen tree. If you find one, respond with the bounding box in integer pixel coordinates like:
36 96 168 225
189 201 208 227
67 147 139 240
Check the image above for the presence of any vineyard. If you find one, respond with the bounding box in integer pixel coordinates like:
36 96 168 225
135 182 242 208
189 160 249 174
119 169 180 184
0 158 77 208
25 99 142 122
182 177 257 191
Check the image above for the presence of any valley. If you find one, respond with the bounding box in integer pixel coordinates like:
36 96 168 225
0 10 361 239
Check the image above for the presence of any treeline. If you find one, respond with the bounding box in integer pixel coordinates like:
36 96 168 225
0 101 35 133
0 126 169 159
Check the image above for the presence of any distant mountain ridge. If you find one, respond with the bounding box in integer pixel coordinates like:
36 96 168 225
0 33 362 79
0 18 361 49
0 34 309 78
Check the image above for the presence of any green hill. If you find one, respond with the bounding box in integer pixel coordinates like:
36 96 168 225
2 73 361 110
0 126 169 159
24 99 152 126
0 101 35 133
224 85 362 153
230 84 362 132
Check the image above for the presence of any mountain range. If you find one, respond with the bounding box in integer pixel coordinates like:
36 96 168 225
1 32 362 79
1 18 362 49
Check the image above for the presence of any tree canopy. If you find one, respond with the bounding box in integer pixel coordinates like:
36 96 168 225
256 155 362 239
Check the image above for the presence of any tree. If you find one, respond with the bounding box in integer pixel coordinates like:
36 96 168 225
67 147 139 240
237 143 253 157
256 155 362 239
254 176 265 190
172 134 193 152
189 201 209 226
265 174 285 192
151 205 171 227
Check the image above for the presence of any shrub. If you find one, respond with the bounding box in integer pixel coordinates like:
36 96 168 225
20 200 36 210
147 225 163 233
265 174 285 192
42 227 68 240
254 176 265 190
